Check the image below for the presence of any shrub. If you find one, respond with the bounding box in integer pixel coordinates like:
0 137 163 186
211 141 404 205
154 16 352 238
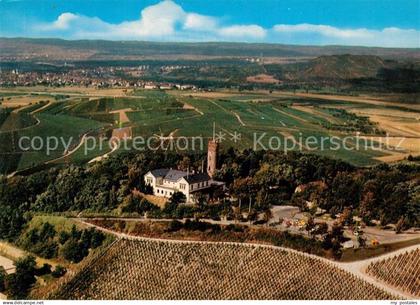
5 256 36 299
0 267 6 292
166 220 183 232
34 263 52 276
51 265 67 278
61 239 89 263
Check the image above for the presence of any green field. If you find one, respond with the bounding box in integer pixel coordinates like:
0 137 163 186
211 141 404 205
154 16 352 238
0 112 38 132
2 89 415 174
0 112 105 173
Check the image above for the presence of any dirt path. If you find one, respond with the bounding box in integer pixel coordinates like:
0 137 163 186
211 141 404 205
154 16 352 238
232 111 246 126
182 102 204 115
45 133 89 164
336 244 420 299
0 255 15 274
0 241 58 269
109 108 133 123
88 142 118 164
30 100 52 114
11 101 35 113
279 131 307 150
168 129 179 138
272 106 311 125
292 105 342 124
0 114 41 134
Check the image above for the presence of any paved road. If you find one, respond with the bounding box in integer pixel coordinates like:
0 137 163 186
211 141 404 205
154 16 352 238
0 254 15 274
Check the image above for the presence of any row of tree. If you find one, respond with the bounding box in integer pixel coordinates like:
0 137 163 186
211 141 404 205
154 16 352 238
0 149 418 245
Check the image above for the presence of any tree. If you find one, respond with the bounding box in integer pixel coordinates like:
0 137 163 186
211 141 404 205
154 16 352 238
177 156 191 171
61 239 88 263
395 216 406 234
359 187 376 223
90 229 106 248
58 231 70 245
357 235 367 248
313 222 329 236
263 208 273 225
70 225 81 240
0 267 6 292
51 265 67 278
39 222 56 240
169 192 186 205
163 192 186 217
5 256 36 299
305 217 316 237
339 207 354 226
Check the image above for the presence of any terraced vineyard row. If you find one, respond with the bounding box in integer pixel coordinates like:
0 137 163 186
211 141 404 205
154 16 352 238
366 248 420 297
53 238 393 300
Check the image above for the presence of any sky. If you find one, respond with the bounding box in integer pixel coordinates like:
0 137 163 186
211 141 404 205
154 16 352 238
0 0 419 47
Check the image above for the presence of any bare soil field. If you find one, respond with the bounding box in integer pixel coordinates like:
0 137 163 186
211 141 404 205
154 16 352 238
246 74 280 84
177 91 243 99
182 102 204 115
109 108 133 123
275 92 420 111
352 108 420 120
144 194 168 208
2 87 133 98
367 137 420 162
367 115 420 137
1 95 52 107
111 127 132 140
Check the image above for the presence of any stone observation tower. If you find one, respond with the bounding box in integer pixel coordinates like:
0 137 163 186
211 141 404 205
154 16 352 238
207 139 219 178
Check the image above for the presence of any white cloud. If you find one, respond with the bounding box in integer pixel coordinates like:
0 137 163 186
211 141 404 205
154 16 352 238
43 12 78 30
219 25 267 39
36 0 267 41
274 24 372 39
273 23 420 47
135 0 185 36
184 13 217 31
34 1 420 47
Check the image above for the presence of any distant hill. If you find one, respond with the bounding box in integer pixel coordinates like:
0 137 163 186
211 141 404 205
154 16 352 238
1 38 419 61
284 54 390 80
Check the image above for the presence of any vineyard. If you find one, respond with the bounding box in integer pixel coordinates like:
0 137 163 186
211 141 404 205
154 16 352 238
366 248 420 298
52 238 393 300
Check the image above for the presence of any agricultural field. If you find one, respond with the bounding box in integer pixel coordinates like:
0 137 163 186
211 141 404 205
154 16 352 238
0 94 53 108
52 238 393 300
366 248 420 297
1 87 419 174
0 112 105 173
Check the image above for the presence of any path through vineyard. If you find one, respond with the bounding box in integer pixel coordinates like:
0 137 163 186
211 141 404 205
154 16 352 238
338 244 420 299
49 220 420 300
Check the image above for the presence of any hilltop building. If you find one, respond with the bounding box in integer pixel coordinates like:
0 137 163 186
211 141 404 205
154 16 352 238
207 139 218 178
144 138 222 203
144 169 212 203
